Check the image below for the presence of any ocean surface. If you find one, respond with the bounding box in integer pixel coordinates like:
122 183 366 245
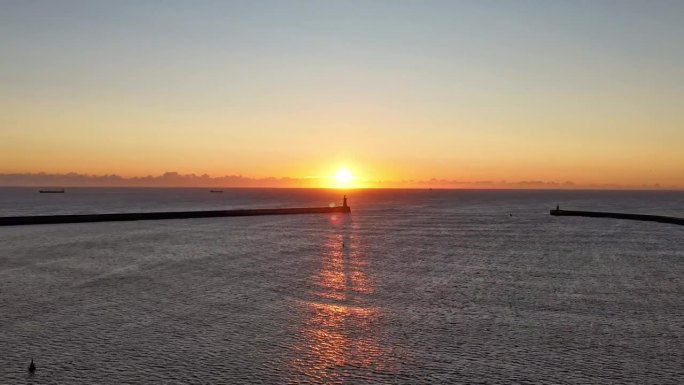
1 188 682 384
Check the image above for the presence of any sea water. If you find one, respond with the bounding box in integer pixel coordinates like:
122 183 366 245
0 188 682 384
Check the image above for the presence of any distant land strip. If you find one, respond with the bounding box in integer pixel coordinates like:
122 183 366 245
0 206 351 226
550 209 684 226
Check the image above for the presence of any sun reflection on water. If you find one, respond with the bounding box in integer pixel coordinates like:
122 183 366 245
289 219 393 382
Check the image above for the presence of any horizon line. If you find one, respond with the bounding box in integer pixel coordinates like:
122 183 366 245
0 171 680 190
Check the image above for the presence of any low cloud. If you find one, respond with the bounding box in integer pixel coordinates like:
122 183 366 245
0 172 314 188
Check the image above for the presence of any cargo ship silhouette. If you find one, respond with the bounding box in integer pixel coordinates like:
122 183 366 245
39 188 65 193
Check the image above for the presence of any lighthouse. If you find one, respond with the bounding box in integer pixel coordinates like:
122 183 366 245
343 195 348 208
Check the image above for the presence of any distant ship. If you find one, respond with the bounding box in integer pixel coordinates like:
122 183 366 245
39 188 65 193
210 190 224 193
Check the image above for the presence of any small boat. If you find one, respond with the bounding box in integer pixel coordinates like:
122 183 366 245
210 190 224 193
39 188 65 193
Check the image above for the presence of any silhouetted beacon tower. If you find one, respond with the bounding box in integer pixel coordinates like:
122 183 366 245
343 195 348 208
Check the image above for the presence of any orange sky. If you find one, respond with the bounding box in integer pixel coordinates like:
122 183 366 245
1 2 683 188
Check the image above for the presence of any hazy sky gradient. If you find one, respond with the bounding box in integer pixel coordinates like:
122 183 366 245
2 1 683 186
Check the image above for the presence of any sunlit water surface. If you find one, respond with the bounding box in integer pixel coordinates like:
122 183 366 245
1 188 682 384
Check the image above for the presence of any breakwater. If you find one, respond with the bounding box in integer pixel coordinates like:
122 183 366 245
0 206 351 226
550 209 684 226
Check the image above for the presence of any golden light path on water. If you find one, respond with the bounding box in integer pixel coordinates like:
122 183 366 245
289 214 393 382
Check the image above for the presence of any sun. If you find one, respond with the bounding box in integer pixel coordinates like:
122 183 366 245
325 166 362 188
335 168 353 185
